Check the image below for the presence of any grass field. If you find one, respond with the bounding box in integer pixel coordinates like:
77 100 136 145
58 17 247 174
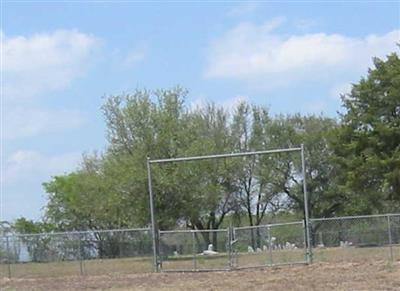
1 245 398 279
0 256 154 278
1 259 399 290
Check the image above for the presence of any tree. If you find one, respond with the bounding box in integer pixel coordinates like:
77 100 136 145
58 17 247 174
263 115 343 220
229 102 281 248
42 86 345 252
223 103 340 247
332 52 400 213
101 88 194 230
182 104 240 249
44 88 240 250
14 217 55 234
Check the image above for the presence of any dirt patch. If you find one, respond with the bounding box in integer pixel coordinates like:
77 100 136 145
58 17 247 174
1 260 399 290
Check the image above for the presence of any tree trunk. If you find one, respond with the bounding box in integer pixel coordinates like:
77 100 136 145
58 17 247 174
247 207 255 249
210 211 218 251
193 220 211 251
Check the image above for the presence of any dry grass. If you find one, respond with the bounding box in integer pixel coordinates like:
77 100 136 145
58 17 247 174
0 256 154 278
1 260 399 290
0 246 399 290
1 246 398 277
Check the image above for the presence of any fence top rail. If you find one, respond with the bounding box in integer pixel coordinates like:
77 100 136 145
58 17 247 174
159 228 228 234
149 147 301 164
0 227 151 239
310 213 400 222
234 221 303 231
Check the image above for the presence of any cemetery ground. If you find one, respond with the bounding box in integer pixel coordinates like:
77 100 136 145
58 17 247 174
1 248 399 290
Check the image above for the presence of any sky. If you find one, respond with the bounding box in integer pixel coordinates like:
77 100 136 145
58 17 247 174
1 1 399 222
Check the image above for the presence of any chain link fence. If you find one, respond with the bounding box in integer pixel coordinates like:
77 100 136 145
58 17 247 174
159 229 230 272
1 213 399 277
389 214 400 262
232 221 306 269
310 214 400 264
0 228 152 278
158 222 307 272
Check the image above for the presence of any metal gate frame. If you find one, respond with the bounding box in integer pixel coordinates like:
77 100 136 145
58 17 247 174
157 221 308 272
231 221 308 270
147 145 312 272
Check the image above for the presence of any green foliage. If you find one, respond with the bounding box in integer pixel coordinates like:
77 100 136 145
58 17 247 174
14 217 55 234
272 115 343 218
332 52 400 213
42 76 395 233
43 155 142 231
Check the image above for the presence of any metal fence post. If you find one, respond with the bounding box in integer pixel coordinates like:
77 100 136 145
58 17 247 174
387 215 393 262
192 231 197 271
227 226 232 270
118 231 122 259
301 144 312 264
147 157 159 272
157 229 162 271
78 233 84 275
5 236 11 278
319 232 323 246
267 226 273 266
232 227 238 268
303 220 308 263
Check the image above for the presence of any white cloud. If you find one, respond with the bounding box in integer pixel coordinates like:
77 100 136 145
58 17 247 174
4 107 86 140
2 150 81 186
3 30 98 100
2 30 98 140
205 19 399 85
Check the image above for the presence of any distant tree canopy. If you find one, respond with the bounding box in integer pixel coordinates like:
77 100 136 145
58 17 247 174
13 51 400 236
331 52 400 213
41 88 339 233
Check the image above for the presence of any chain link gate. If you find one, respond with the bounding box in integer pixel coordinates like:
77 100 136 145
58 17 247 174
147 146 312 272
157 221 307 272
231 221 307 269
158 229 230 272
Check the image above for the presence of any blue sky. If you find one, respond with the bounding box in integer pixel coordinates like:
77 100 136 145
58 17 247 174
2 1 399 222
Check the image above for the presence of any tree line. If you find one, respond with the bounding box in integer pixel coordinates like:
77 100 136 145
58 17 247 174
8 53 400 247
